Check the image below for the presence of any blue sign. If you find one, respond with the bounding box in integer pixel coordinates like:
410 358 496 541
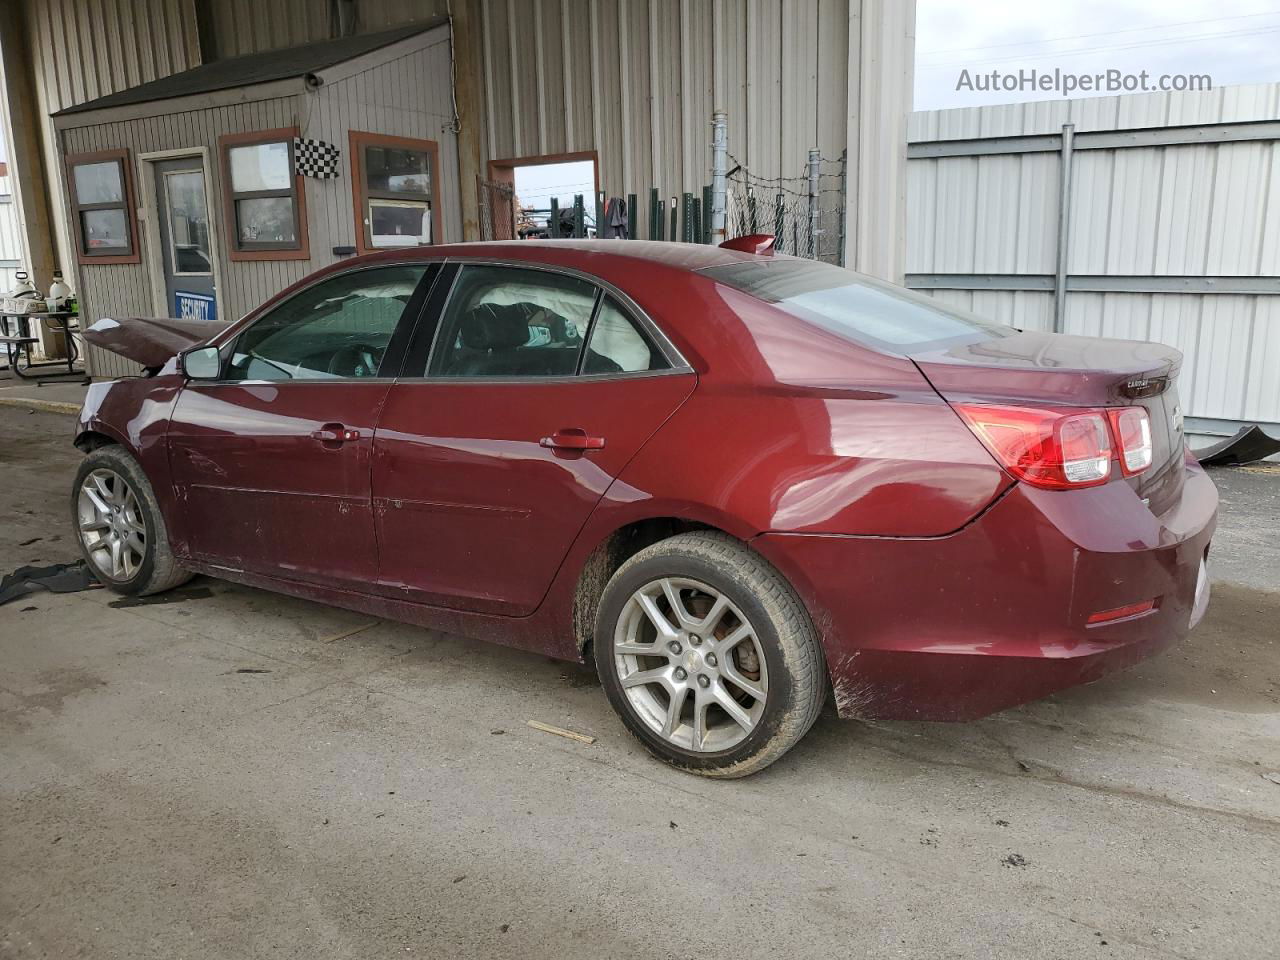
174 290 216 323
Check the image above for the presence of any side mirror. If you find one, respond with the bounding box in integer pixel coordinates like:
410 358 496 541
182 345 221 380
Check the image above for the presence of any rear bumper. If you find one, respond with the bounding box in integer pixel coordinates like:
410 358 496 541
754 458 1218 721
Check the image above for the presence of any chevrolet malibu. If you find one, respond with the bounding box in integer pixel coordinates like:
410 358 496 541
72 240 1216 777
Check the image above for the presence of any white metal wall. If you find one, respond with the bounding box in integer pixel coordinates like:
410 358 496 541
0 172 22 292
907 83 1280 435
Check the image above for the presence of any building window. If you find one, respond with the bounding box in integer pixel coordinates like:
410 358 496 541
350 131 440 254
218 128 309 261
65 149 140 264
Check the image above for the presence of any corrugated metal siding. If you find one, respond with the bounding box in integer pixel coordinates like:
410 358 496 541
205 0 450 59
475 0 853 240
907 82 1280 430
62 29 461 379
0 173 22 291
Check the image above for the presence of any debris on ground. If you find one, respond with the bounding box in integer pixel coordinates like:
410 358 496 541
0 560 97 605
1194 424 1280 466
1001 854 1028 868
525 720 596 744
1262 772 1280 786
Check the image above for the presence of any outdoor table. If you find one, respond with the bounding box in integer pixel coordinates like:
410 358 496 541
0 309 87 384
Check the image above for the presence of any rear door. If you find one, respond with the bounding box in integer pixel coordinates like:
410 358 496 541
371 262 695 615
167 263 434 586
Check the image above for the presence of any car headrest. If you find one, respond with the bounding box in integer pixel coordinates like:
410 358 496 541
460 303 530 351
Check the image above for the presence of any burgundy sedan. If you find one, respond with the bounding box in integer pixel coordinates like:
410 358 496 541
73 241 1216 777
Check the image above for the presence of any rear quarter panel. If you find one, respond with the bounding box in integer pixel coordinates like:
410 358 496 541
602 286 1010 538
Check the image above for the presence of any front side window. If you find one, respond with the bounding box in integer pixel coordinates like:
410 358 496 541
225 265 426 381
352 132 438 253
220 130 307 259
66 150 138 263
427 265 597 378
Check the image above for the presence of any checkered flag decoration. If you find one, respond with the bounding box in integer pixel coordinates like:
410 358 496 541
294 137 341 179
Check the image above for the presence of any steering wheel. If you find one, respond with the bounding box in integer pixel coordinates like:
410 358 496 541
326 342 381 378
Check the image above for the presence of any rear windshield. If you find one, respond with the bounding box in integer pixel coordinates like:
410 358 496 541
702 258 1014 354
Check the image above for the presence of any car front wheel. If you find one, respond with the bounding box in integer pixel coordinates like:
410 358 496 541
72 445 192 596
594 531 825 778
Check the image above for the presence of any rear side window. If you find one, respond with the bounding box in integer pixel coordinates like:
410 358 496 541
583 297 670 374
702 258 1012 353
428 265 597 377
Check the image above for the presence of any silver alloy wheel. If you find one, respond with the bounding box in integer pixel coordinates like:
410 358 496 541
614 576 769 752
77 468 147 581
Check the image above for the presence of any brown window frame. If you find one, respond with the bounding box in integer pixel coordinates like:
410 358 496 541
65 148 141 265
349 130 442 255
218 127 309 261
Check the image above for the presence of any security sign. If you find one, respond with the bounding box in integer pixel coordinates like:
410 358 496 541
174 290 216 323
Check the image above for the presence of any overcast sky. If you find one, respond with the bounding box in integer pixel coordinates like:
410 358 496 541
915 0 1280 110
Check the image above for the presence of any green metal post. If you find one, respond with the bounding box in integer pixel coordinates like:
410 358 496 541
649 188 660 240
595 191 604 238
691 197 701 245
549 197 559 238
701 186 712 243
573 194 585 238
681 193 693 242
627 192 637 238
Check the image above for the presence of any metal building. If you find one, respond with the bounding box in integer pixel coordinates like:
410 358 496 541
905 83 1280 446
1 0 916 380
52 24 460 377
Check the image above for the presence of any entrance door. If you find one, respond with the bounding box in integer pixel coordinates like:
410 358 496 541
154 156 217 322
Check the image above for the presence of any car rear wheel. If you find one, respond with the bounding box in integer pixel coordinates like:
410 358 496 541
594 531 825 777
72 445 192 596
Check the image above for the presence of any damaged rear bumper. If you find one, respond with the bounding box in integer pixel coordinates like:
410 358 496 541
753 460 1218 722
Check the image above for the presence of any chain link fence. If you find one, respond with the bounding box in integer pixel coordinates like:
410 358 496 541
724 152 846 264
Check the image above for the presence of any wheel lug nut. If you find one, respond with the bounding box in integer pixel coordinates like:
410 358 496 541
706 654 718 667
697 675 710 688
674 667 688 681
689 634 702 646
668 641 682 655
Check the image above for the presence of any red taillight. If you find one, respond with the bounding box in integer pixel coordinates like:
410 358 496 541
1108 407 1152 475
955 403 1154 490
954 404 1112 490
1087 599 1157 625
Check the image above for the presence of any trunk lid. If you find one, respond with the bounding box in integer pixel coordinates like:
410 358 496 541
911 331 1186 513
84 315 225 371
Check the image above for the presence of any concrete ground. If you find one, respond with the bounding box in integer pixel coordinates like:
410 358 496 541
1 404 1277 960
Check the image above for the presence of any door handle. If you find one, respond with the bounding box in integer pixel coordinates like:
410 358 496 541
311 423 360 444
540 428 605 451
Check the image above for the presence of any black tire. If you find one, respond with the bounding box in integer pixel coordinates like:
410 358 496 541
594 531 825 778
71 444 192 597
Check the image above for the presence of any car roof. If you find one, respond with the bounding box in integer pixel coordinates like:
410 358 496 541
425 239 770 271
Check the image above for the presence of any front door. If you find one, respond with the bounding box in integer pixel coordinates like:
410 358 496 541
167 263 433 587
154 156 217 323
372 263 696 616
